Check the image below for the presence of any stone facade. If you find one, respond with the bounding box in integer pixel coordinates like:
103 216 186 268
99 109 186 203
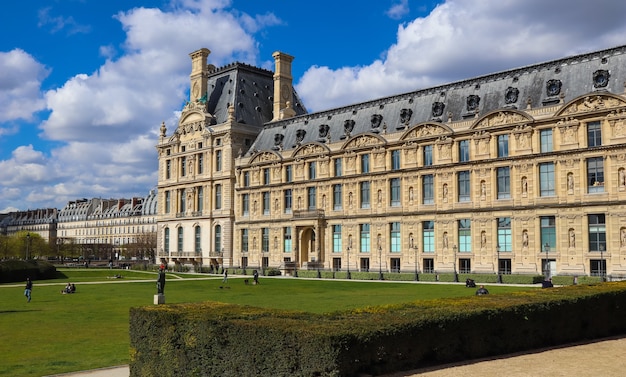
158 45 626 278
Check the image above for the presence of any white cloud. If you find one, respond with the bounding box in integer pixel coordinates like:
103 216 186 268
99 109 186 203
297 0 626 112
386 0 409 20
0 49 49 122
1 0 274 210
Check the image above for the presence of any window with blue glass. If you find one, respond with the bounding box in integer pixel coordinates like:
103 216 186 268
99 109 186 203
334 158 342 177
360 181 370 209
587 157 604 193
391 150 401 170
497 217 511 252
540 129 553 153
458 219 471 253
333 225 342 252
458 171 471 202
422 174 434 204
458 140 470 162
423 145 433 166
360 224 370 253
333 184 342 210
539 162 555 196
361 154 370 173
390 178 401 206
588 214 606 252
423 221 434 253
390 222 401 253
307 187 316 209
587 121 602 147
497 134 509 157
496 167 510 199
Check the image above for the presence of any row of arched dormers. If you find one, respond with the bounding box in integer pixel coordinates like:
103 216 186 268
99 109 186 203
246 92 626 166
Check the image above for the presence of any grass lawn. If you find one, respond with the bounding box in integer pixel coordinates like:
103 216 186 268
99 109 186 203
0 269 534 377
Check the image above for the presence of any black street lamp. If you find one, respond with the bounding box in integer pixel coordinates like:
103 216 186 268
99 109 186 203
378 245 383 280
452 244 458 282
25 233 31 260
496 244 502 283
346 246 351 279
599 244 605 282
543 242 550 280
414 245 419 281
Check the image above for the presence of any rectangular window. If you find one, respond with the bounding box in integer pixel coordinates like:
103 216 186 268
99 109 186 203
284 227 292 253
308 161 316 179
262 228 269 252
588 214 606 252
197 187 203 212
498 134 509 157
262 192 270 215
458 171 471 202
333 184 342 210
165 191 170 214
165 160 171 179
164 228 170 253
242 193 249 216
458 219 471 253
587 121 602 147
333 225 342 253
285 165 292 182
181 156 187 176
241 229 249 252
423 145 433 166
243 171 250 187
177 227 183 252
496 167 510 199
198 154 204 174
540 129 553 153
459 140 470 162
390 178 401 206
497 217 512 252
587 157 604 193
263 168 270 185
360 224 370 253
334 158 342 177
215 150 222 171
179 189 186 213
215 184 222 210
539 162 555 196
284 189 292 214
391 150 401 170
360 181 371 209
390 222 401 253
307 187 316 209
540 216 556 250
361 154 370 173
422 174 434 204
423 221 434 253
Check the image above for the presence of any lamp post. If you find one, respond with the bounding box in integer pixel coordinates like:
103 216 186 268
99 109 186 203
452 244 458 282
414 245 419 281
599 244 605 282
496 244 502 284
543 242 550 280
25 233 31 260
378 245 383 280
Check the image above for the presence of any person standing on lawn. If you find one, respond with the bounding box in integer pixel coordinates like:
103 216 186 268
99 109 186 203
24 277 33 302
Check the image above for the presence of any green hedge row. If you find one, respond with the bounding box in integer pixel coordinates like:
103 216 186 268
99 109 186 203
0 260 57 283
129 282 626 377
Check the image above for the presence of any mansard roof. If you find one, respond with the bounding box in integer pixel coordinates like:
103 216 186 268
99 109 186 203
248 44 626 154
204 62 307 126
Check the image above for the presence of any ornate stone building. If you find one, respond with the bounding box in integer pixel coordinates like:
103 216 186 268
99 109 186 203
158 45 626 278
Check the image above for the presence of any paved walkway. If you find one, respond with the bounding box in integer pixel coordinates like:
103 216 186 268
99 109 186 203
49 335 626 377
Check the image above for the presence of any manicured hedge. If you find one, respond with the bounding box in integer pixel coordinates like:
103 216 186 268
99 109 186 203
130 282 626 377
0 259 57 283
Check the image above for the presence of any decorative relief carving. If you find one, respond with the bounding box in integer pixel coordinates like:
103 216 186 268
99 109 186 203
251 151 279 164
472 130 491 155
475 111 527 128
371 114 383 129
295 129 306 146
556 117 580 144
318 124 330 139
546 79 562 97
606 109 626 138
343 119 355 137
404 124 447 140
561 95 623 115
505 87 519 104
513 124 533 150
400 108 413 125
466 95 480 112
344 135 382 150
432 102 445 118
593 69 610 88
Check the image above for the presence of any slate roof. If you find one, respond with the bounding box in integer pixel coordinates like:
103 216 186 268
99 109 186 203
204 62 307 126
248 44 626 154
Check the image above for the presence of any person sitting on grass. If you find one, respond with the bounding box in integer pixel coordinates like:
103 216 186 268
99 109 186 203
475 285 489 295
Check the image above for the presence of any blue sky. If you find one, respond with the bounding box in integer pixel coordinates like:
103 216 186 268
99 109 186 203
2 0 626 213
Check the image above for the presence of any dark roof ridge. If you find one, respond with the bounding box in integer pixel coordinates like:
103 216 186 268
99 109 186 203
265 44 626 129
208 61 273 77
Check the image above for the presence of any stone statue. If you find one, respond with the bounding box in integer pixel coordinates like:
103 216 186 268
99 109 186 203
567 173 574 191
569 229 576 248
157 269 166 294
443 232 449 249
620 169 626 187
621 228 626 247
522 230 529 247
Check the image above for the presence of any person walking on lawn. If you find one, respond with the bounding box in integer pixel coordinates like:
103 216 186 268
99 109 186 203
24 277 33 302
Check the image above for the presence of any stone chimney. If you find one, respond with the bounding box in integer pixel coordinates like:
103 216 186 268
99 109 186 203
272 51 295 121
189 48 210 102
